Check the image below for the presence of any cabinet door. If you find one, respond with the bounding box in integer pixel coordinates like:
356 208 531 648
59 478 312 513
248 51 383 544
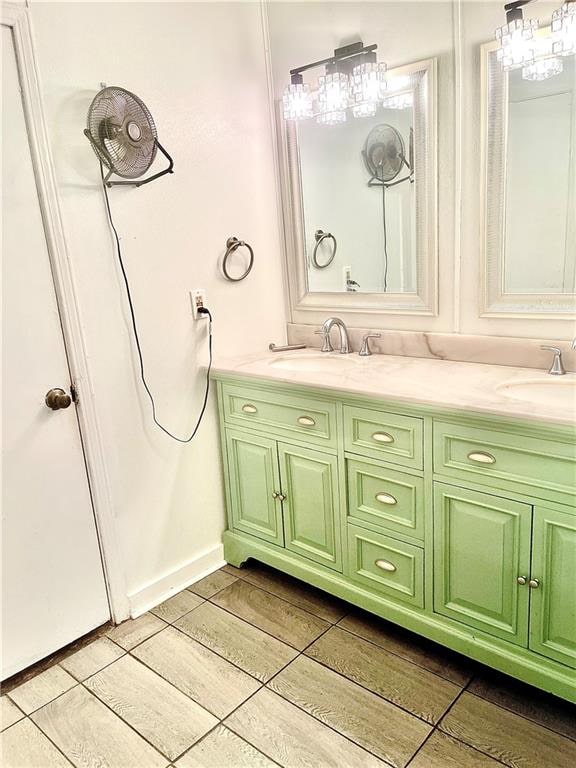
433 483 532 645
278 443 341 571
529 507 576 668
225 430 283 546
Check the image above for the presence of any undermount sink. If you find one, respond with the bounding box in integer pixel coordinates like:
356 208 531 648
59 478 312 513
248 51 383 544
496 377 576 408
268 353 358 373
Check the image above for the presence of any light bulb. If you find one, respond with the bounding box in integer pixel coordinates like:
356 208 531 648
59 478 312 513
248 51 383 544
552 1 576 56
495 17 538 70
522 38 563 80
282 80 313 121
351 61 387 118
317 70 350 124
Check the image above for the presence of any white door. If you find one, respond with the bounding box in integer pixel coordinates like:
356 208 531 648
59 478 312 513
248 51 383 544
1 24 110 679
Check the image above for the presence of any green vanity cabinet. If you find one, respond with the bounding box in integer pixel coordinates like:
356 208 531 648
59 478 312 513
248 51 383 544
529 507 576 669
433 483 532 645
216 376 576 702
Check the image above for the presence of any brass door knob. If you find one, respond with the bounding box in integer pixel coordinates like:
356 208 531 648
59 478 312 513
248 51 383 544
45 388 72 410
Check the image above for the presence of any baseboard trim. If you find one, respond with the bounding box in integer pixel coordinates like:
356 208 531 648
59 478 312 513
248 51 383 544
128 543 225 618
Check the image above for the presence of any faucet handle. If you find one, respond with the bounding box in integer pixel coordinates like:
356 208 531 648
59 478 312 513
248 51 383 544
315 329 333 353
540 345 566 376
359 333 382 357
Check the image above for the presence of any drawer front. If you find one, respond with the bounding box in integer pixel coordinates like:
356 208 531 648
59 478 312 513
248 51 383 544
222 384 336 448
434 420 576 499
343 405 424 469
346 524 424 608
347 458 424 542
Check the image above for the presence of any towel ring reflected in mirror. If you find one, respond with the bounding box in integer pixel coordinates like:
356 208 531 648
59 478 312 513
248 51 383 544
222 236 254 282
312 229 337 269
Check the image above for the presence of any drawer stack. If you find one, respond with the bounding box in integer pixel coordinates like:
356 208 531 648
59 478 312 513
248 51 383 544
343 405 426 608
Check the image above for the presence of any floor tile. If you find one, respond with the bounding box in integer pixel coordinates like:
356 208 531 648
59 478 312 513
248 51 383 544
31 685 166 768
440 691 576 768
468 668 576 740
305 626 461 724
7 665 76 715
1 695 24 731
106 612 167 650
211 579 329 650
85 654 217 761
176 724 276 767
241 563 348 623
409 731 502 767
226 687 387 767
132 626 260 719
59 637 125 681
1 718 72 767
175 601 298 682
268 654 431 768
188 570 237 599
339 611 473 686
150 590 204 624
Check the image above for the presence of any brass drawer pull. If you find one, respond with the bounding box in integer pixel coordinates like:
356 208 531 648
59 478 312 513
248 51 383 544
372 431 394 444
375 559 397 573
241 404 258 414
375 492 397 506
297 416 316 427
467 451 496 465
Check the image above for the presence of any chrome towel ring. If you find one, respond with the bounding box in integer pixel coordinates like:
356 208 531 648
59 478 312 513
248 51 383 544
222 237 254 282
312 229 337 269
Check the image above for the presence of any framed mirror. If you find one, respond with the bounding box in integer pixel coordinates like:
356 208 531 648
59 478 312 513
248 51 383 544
481 39 576 317
279 57 438 316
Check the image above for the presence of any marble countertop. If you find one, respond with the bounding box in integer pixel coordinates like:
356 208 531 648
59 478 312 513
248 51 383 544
212 349 576 427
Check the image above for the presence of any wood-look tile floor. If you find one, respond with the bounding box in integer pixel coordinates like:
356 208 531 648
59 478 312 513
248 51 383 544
2 563 575 768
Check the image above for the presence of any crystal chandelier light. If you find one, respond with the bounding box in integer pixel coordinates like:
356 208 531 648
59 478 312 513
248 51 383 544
351 55 387 118
494 1 575 82
282 41 394 124
552 1 576 56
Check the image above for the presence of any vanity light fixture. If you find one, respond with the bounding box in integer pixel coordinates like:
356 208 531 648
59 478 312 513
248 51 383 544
495 0 574 80
282 41 389 123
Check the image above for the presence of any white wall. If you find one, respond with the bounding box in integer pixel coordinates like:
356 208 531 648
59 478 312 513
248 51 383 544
29 0 286 615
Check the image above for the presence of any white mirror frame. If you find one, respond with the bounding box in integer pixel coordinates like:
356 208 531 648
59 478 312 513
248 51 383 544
277 57 438 317
480 39 576 318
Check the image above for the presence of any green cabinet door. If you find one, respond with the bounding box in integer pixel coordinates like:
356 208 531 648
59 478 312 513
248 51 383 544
278 443 341 571
433 483 532 645
529 507 576 668
225 430 284 546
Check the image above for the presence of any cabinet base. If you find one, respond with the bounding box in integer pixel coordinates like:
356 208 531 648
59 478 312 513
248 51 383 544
224 530 576 704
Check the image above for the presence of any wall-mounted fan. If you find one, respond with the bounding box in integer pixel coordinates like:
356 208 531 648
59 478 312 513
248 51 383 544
362 124 413 187
84 86 173 187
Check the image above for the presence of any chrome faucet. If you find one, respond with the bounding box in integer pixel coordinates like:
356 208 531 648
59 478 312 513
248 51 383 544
541 345 566 375
315 317 352 354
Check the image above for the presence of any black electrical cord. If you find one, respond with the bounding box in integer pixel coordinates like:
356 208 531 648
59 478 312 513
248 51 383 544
100 163 212 443
381 184 388 292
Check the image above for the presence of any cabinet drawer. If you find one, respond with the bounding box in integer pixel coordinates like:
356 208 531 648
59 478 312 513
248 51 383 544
346 524 424 608
347 458 424 542
222 384 336 448
343 405 423 469
434 420 576 499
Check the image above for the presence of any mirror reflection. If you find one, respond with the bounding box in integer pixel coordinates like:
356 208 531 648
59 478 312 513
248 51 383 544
504 58 575 295
299 100 415 293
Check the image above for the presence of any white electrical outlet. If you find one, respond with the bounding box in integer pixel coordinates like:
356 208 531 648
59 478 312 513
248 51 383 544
190 289 207 319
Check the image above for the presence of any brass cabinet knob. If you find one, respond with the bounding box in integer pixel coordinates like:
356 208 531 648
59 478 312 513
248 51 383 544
45 388 72 410
528 579 540 589
277 493 287 502
517 576 527 586
272 491 280 499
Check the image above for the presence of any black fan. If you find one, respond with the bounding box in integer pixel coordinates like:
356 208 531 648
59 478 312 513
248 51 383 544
84 86 173 187
363 124 410 185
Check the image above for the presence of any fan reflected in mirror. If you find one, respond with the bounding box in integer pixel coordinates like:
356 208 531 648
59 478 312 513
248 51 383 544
298 103 416 294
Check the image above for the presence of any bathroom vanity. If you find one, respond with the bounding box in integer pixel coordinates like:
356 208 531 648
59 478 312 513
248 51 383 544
213 351 576 702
